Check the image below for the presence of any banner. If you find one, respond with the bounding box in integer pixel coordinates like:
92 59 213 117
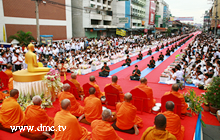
149 0 156 25
172 17 194 21
116 29 126 36
3 26 6 42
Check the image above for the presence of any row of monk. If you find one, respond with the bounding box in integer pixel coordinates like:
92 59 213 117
0 87 185 140
0 74 191 140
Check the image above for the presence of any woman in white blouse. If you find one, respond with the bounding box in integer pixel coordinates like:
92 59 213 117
165 68 177 85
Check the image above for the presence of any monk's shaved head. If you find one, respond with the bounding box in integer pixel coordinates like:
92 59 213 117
10 89 19 97
154 114 166 130
71 73 77 79
165 101 175 111
61 99 71 110
32 95 42 105
63 83 70 91
90 76 95 82
112 75 118 83
102 109 112 121
124 92 132 102
172 84 179 92
89 87 96 95
140 77 147 84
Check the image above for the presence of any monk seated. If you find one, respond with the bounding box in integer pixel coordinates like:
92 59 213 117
130 65 141 81
164 84 192 117
158 52 164 61
159 101 185 140
105 75 124 102
147 48 152 55
141 114 177 140
171 46 175 52
58 83 84 117
91 109 123 140
122 55 131 66
21 95 54 139
165 48 171 56
99 62 110 77
54 99 91 139
137 51 143 60
4 64 13 79
78 87 102 125
69 73 84 100
134 78 156 113
0 89 26 133
147 56 155 68
161 44 165 49
89 76 105 99
155 46 160 51
112 93 143 135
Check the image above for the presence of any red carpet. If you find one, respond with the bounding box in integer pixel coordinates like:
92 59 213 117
1 32 218 140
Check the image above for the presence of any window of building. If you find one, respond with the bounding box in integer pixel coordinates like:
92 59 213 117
104 21 111 25
91 20 101 25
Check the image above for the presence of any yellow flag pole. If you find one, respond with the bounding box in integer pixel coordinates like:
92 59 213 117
3 26 6 42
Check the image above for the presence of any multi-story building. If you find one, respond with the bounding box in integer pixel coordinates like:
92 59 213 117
72 0 116 38
155 0 170 28
0 0 72 42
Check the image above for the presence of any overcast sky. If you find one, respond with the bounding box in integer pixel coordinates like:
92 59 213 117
165 0 213 24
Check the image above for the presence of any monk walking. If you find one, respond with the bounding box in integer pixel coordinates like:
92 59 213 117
89 76 105 99
112 93 143 135
159 101 185 140
0 89 26 130
134 77 156 113
54 99 91 140
164 84 192 116
140 114 177 140
91 109 123 140
69 73 84 100
105 75 124 102
58 83 84 117
24 95 54 139
78 87 102 125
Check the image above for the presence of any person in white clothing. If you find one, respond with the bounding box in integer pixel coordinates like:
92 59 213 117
12 53 23 71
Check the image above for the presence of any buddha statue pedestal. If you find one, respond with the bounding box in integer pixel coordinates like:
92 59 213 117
13 70 49 97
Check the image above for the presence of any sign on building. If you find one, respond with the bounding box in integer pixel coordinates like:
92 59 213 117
116 29 126 36
118 17 129 23
149 0 156 25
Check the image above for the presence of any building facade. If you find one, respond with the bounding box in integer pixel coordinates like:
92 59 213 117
0 0 72 42
72 0 116 38
155 0 170 28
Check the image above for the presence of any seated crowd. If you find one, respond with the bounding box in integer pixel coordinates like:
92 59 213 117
0 74 190 140
164 33 220 89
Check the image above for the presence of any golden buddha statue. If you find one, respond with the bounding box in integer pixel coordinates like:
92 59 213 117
25 43 50 72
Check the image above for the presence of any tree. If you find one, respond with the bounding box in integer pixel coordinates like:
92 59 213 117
8 30 36 46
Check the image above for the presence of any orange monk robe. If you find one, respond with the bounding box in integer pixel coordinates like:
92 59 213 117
58 91 84 117
0 97 26 128
54 110 91 140
69 79 84 96
116 102 143 130
84 94 102 123
135 84 156 113
159 111 184 140
4 69 13 79
91 120 123 140
140 126 177 140
105 83 124 102
164 91 188 114
89 82 105 98
0 78 12 100
24 105 54 134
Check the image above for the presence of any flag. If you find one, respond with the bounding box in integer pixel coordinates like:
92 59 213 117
3 26 6 42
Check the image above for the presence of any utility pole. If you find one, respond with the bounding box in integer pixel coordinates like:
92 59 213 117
214 0 218 37
35 0 40 44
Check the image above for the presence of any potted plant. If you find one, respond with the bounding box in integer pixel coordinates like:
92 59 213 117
201 93 210 112
205 77 220 115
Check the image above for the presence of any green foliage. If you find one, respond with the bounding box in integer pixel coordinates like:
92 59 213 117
8 30 36 46
205 77 220 108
